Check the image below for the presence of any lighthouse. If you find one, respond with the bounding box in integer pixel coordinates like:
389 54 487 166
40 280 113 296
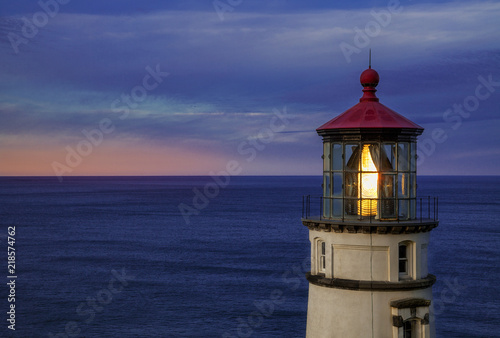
302 66 438 338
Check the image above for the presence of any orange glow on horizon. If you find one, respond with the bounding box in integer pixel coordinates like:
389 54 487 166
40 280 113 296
0 141 228 177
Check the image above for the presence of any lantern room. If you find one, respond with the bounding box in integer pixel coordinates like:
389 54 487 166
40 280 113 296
316 67 423 221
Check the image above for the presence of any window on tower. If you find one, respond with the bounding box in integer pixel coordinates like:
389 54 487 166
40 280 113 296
318 240 326 274
403 320 414 338
399 244 408 273
398 241 413 280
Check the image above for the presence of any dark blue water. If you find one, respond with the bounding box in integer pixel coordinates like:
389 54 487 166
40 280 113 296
0 176 498 337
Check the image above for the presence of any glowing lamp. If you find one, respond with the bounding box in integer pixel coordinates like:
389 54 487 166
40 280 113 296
359 144 378 216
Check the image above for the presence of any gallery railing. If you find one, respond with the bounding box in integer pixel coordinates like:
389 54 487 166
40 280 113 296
302 195 438 223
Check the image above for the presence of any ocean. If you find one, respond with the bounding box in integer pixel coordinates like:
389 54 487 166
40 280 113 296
0 176 499 337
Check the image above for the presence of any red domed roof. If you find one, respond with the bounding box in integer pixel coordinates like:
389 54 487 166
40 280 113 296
317 68 423 131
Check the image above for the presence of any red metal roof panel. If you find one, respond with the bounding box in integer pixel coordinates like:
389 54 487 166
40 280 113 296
317 101 423 130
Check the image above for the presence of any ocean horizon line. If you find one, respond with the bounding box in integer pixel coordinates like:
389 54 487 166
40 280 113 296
0 174 498 178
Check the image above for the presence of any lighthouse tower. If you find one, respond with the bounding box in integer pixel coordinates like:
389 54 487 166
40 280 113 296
302 66 438 338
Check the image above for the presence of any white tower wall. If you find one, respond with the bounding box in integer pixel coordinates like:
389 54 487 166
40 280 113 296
304 224 437 338
309 231 431 282
306 285 435 338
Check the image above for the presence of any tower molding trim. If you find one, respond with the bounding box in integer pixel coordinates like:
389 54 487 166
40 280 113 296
306 272 436 291
390 298 432 309
302 219 438 234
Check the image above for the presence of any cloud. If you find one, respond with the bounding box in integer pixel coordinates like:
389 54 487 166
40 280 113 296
0 1 499 175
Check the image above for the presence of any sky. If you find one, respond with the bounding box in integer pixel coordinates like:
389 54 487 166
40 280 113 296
1 0 499 177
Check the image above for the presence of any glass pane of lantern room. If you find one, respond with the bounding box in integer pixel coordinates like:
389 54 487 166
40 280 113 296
344 173 358 216
410 174 416 219
332 143 342 171
410 199 416 219
323 174 330 197
359 144 378 217
381 175 395 198
383 143 396 171
332 174 342 218
333 173 342 197
399 199 409 220
323 142 330 171
381 174 396 218
333 198 342 218
410 142 416 171
344 144 359 217
345 144 358 171
323 174 331 218
410 173 416 198
398 142 409 172
399 173 409 198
